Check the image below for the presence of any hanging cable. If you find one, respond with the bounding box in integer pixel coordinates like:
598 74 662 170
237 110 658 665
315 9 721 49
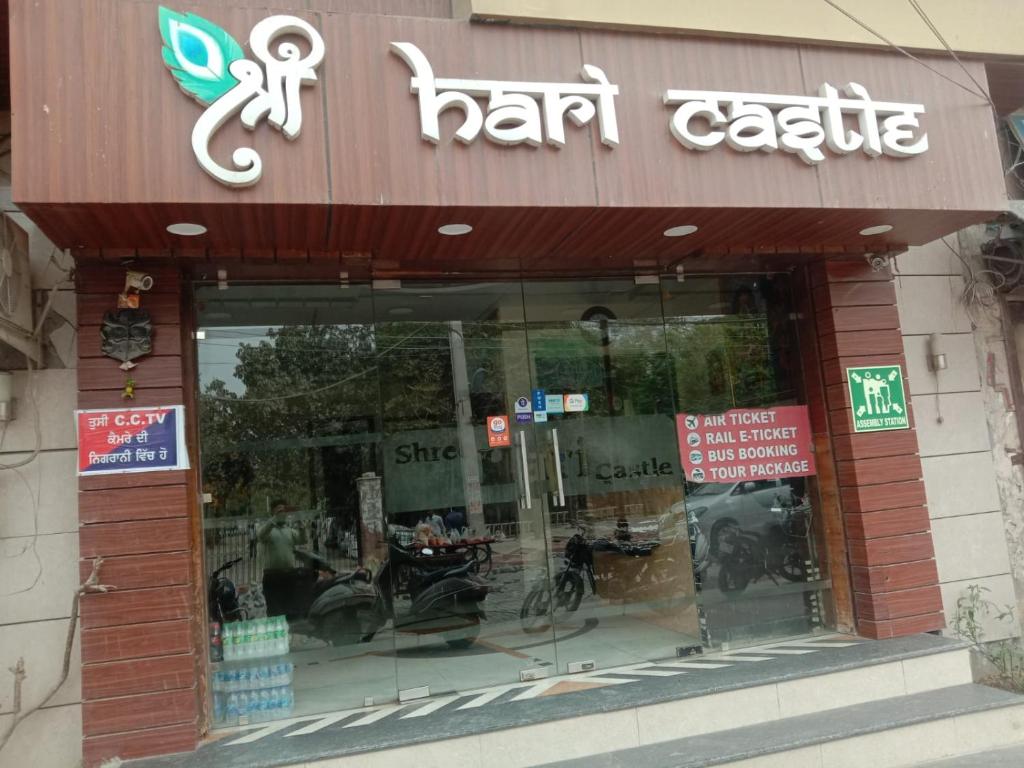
905 0 997 112
819 0 994 105
940 237 1004 324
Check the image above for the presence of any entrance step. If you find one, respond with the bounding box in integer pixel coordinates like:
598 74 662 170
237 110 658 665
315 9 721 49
540 683 1024 768
130 634 975 768
912 742 1024 767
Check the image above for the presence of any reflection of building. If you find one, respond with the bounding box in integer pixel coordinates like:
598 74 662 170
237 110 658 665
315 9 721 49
4 2 1024 767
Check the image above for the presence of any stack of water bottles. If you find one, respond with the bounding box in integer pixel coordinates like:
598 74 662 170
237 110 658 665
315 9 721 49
223 616 290 660
212 615 295 726
212 662 295 725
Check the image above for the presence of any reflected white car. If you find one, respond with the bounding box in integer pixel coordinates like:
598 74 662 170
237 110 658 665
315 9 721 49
682 479 798 553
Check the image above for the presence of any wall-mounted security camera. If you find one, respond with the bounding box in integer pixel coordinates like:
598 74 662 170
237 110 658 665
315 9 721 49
865 253 889 272
125 270 154 292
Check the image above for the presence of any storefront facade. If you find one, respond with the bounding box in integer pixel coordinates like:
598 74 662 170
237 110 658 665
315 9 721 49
5 0 1013 764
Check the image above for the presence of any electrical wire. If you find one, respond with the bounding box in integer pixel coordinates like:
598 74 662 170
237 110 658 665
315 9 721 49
940 237 1005 324
819 0 994 105
905 0 996 111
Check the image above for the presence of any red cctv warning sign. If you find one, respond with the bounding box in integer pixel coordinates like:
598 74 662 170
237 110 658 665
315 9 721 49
487 415 511 448
675 406 816 483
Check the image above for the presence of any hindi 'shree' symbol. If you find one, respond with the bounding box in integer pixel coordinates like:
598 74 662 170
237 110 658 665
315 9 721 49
159 7 325 188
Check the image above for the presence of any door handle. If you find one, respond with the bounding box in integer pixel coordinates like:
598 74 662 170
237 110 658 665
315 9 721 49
517 430 532 510
551 428 565 508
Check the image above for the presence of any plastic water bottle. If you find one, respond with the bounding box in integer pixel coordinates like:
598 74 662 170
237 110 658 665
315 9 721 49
229 622 241 661
280 686 294 717
226 692 241 726
221 624 233 662
259 689 273 721
239 691 252 723
244 621 256 658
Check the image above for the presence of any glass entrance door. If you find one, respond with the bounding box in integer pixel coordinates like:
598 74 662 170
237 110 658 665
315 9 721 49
371 283 559 699
372 279 703 695
521 280 703 672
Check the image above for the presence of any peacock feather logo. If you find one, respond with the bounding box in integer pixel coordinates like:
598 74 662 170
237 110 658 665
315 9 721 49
158 7 325 188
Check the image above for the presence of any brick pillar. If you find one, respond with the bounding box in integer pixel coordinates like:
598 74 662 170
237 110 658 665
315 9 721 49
811 259 944 639
75 262 201 766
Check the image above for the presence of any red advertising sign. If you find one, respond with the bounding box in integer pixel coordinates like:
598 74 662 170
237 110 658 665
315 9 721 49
487 415 511 448
675 406 816 483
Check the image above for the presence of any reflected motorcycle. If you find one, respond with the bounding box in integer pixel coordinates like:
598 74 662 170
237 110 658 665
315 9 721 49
520 527 658 633
716 500 810 595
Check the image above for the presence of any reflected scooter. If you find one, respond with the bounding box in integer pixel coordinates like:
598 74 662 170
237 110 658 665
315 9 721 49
209 543 490 650
208 557 247 623
304 542 491 650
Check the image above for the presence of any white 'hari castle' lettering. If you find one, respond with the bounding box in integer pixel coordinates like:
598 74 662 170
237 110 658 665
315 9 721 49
664 82 928 164
390 42 620 148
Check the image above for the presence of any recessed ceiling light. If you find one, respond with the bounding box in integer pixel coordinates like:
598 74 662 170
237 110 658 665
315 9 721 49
859 224 893 236
167 222 207 236
664 225 699 237
388 307 414 316
438 223 473 236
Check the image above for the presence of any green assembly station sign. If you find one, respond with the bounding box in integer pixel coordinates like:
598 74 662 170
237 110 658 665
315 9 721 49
846 365 909 433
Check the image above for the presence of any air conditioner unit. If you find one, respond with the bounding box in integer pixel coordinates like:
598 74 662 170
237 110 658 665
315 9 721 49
0 214 40 362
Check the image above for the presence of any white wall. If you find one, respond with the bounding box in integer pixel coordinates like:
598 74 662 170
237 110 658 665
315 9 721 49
894 238 1021 643
0 149 82 768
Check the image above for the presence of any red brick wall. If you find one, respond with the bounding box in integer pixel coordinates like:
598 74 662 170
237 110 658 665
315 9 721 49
810 259 944 638
76 264 201 767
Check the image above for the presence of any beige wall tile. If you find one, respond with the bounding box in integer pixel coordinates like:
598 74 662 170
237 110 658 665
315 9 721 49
895 275 973 335
0 532 79 625
903 333 981 396
940 574 1020 643
893 240 963 276
0 702 81 768
912 391 992 457
0 618 80 713
0 370 77 453
932 512 1012 584
0 449 78 538
922 452 1002 519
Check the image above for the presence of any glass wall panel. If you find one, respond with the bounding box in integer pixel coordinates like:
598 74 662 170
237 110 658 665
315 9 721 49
522 280 703 672
661 275 831 648
196 285 398 726
371 283 558 696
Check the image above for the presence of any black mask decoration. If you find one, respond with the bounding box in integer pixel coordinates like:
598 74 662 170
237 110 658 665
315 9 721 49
100 309 153 370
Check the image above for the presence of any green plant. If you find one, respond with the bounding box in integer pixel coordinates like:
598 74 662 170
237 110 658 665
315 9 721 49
952 584 1024 692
